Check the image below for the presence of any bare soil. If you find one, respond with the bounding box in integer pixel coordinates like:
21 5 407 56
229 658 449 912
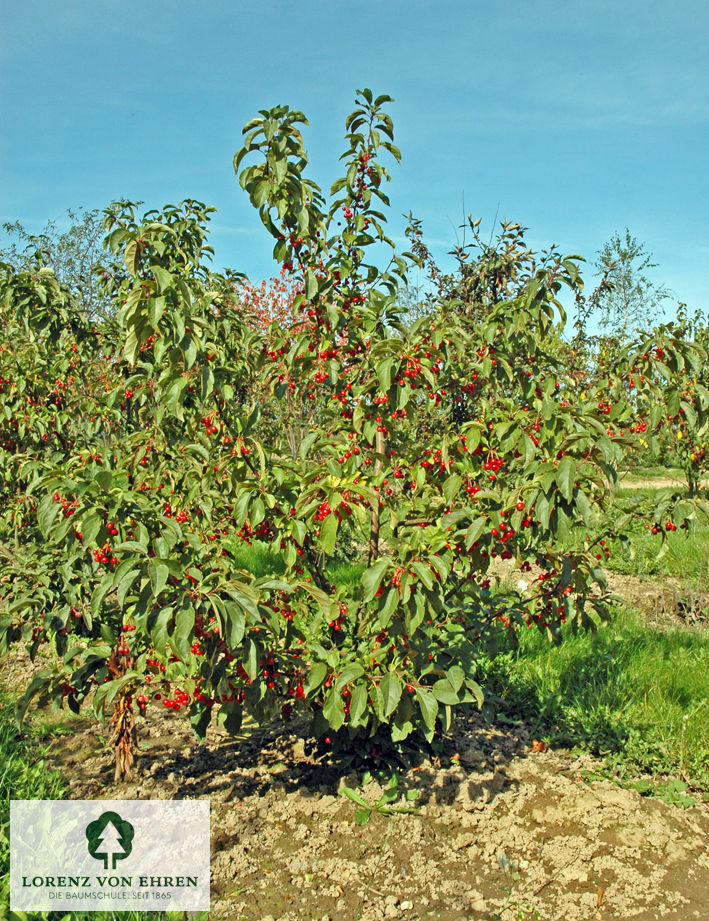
18 689 706 921
618 477 692 490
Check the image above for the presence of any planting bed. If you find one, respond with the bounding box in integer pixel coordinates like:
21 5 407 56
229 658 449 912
41 696 709 921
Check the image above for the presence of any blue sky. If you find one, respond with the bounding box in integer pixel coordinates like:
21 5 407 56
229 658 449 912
1 0 707 321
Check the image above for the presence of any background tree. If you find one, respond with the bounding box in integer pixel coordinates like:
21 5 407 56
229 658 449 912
1 208 114 320
407 215 567 325
593 229 671 338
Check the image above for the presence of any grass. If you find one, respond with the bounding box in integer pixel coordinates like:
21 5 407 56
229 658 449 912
0 687 208 921
229 542 286 578
599 484 709 583
229 540 366 589
618 464 686 480
479 606 709 791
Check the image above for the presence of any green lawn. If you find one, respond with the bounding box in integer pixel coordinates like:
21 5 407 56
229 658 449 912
228 541 366 589
606 517 709 581
478 606 709 790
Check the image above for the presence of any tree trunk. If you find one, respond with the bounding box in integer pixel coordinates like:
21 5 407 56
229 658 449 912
367 428 386 565
110 691 137 782
107 645 137 781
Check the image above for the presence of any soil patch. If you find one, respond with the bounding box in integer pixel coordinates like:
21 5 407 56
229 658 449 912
605 572 709 628
29 695 709 921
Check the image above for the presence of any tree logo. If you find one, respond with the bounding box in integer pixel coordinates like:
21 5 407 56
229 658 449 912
85 811 135 869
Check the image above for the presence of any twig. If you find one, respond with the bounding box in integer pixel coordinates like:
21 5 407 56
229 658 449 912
532 847 582 896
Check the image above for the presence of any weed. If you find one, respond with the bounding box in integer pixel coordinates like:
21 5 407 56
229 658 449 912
339 771 420 825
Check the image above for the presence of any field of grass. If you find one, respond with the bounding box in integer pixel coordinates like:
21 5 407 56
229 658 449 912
229 542 366 590
618 464 686 480
604 486 709 581
492 480 709 791
478 606 709 791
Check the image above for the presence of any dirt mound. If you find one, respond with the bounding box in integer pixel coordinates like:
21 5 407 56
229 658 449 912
46 704 709 921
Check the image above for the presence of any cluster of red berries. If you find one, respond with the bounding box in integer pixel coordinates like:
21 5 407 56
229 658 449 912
146 657 166 673
53 493 77 517
647 521 677 533
200 415 220 435
92 544 118 565
161 687 190 710
483 456 504 472
421 447 452 472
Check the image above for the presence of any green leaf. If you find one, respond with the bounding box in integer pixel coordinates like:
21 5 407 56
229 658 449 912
124 240 140 275
221 702 243 734
465 518 487 550
414 687 438 733
556 456 576 502
37 494 61 537
341 785 370 808
113 540 149 555
443 474 462 505
322 688 345 730
377 356 395 392
81 510 102 547
378 587 399 628
116 568 140 608
184 336 198 369
152 265 173 291
348 684 367 725
91 573 114 617
320 513 338 554
15 672 52 726
410 561 434 590
173 607 195 659
445 665 465 693
201 365 215 401
304 662 328 695
379 673 403 718
190 700 212 739
336 663 365 689
362 558 390 602
354 808 371 826
123 327 140 365
104 670 141 708
305 269 318 300
223 601 245 647
149 562 169 597
96 470 115 491
432 678 458 706
536 493 552 530
391 715 413 742
150 607 173 652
